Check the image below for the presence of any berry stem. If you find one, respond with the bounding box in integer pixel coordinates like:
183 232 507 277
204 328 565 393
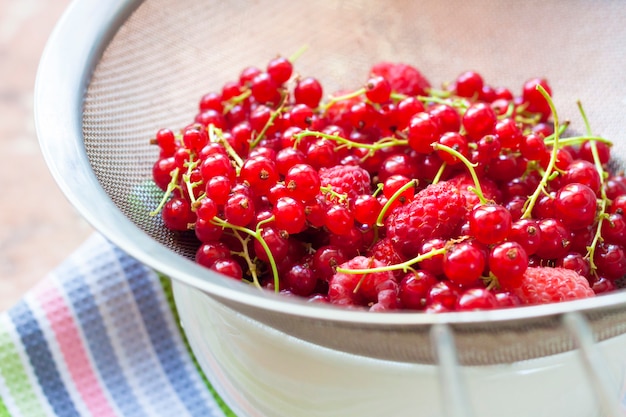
255 215 277 230
431 161 448 185
501 101 516 119
372 182 384 198
322 88 366 110
515 112 542 126
375 179 418 227
543 135 611 147
389 92 408 101
521 85 560 219
336 246 447 275
432 142 486 204
577 100 609 275
230 230 262 287
418 95 469 111
352 257 377 294
222 89 252 115
577 101 607 178
319 185 348 204
209 124 244 170
538 120 569 142
182 157 201 205
294 130 406 151
210 216 280 291
288 45 308 63
149 167 180 216
249 89 288 149
421 87 451 99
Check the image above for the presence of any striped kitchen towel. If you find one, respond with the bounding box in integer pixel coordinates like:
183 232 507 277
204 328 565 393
0 233 235 417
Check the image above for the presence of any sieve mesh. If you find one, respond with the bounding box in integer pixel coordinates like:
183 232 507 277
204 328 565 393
79 0 626 365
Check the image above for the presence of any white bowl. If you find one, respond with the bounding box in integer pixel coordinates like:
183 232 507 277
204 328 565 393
174 281 626 417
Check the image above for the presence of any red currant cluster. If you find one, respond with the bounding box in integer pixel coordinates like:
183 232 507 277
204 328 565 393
150 54 626 312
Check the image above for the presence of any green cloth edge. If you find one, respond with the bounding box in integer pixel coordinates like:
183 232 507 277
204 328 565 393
0 395 11 417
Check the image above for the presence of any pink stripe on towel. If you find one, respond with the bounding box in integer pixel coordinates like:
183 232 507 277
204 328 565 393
34 280 118 417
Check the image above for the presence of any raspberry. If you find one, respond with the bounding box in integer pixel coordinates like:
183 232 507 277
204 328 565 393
318 165 371 202
328 256 397 309
366 237 406 279
447 172 502 209
370 62 431 96
385 181 466 258
513 267 595 305
367 236 405 265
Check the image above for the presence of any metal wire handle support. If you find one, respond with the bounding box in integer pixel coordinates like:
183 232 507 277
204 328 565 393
431 323 476 417
563 312 626 417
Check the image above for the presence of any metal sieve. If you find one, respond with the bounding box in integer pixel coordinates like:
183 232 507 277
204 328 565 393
35 0 626 415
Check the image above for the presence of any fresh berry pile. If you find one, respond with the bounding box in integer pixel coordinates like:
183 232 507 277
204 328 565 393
149 54 626 312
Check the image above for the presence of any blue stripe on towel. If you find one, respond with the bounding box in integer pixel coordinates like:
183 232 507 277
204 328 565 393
8 301 79 417
112 246 217 417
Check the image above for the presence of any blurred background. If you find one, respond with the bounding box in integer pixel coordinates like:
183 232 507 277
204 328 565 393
0 0 92 311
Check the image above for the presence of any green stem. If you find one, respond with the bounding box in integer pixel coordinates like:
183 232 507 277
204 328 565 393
149 167 180 216
535 120 569 140
390 92 408 101
320 185 348 204
211 216 280 292
543 135 611 147
209 124 244 170
293 130 407 151
288 45 308 63
182 157 201 206
422 87 452 99
255 215 277 230
515 112 542 126
222 89 252 115
577 100 609 275
249 90 288 149
231 231 261 288
418 95 470 111
587 209 607 274
321 88 366 111
432 143 486 204
336 247 447 275
501 101 515 119
375 179 418 227
431 161 447 185
521 85 560 219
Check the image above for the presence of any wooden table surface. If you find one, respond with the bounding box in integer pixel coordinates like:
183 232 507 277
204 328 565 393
0 0 93 312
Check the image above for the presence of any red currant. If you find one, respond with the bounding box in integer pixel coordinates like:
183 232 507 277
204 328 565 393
407 112 440 154
554 183 598 229
324 204 354 236
489 241 528 289
223 193 255 227
266 56 293 84
462 102 496 141
399 270 438 310
365 75 392 104
454 71 484 98
162 197 195 231
285 164 321 202
469 204 512 245
443 240 486 287
456 288 498 311
294 76 323 108
273 196 307 235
